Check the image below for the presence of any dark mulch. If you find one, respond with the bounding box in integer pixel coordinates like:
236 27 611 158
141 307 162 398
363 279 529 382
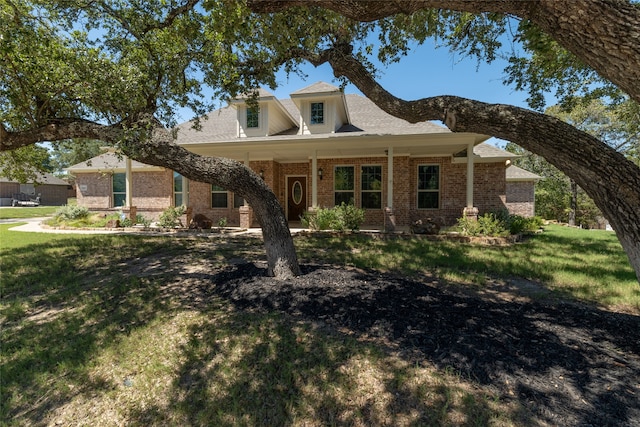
207 263 640 427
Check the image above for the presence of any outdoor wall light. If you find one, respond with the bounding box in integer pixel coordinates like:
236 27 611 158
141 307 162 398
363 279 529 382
259 169 265 179
318 168 323 180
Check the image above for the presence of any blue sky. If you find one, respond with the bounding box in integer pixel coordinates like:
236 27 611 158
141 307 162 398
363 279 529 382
271 41 531 107
258 40 539 148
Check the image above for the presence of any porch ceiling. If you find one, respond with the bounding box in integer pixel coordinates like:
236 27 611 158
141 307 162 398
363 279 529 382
182 132 489 163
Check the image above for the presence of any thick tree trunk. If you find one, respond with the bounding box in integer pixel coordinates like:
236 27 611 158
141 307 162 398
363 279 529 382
321 45 640 283
124 127 301 279
569 180 577 227
0 120 301 279
249 0 640 104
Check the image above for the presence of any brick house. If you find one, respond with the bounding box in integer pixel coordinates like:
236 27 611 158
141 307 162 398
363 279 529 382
0 172 72 206
505 165 541 218
68 82 537 229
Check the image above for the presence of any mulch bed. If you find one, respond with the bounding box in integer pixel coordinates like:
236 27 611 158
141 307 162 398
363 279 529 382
208 263 640 427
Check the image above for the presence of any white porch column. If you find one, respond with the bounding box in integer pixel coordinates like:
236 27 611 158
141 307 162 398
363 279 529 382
466 142 474 208
243 152 250 207
311 150 318 208
463 142 479 220
384 146 396 232
125 156 133 207
386 146 394 208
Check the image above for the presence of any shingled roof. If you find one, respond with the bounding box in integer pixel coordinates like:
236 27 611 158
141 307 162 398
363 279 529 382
174 93 449 145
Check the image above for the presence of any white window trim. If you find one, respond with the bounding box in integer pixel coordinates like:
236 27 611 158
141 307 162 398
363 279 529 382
246 106 259 128
211 184 228 208
334 165 355 206
112 172 126 208
417 164 440 210
310 101 325 125
360 164 383 210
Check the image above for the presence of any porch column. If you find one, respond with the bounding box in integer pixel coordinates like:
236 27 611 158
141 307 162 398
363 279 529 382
384 146 396 232
386 147 394 208
240 152 252 228
311 150 318 208
125 156 133 207
464 142 479 219
124 156 137 221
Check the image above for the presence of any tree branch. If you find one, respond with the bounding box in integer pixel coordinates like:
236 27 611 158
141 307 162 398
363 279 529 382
0 119 125 151
248 0 640 104
318 43 640 238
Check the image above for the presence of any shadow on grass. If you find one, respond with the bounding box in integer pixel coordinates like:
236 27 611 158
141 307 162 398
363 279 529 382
2 231 639 426
1 235 183 423
295 230 637 305
1 236 510 426
200 263 640 427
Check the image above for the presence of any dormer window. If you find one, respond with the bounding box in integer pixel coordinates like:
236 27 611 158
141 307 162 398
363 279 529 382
310 102 324 124
246 107 259 128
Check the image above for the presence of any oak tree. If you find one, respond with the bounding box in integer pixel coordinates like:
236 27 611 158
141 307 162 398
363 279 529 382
0 0 308 278
248 0 640 282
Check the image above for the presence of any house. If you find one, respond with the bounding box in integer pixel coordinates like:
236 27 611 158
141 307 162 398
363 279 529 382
0 172 72 206
505 165 541 218
67 81 537 229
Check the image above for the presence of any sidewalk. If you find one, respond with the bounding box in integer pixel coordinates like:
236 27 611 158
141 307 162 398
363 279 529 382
1 217 311 236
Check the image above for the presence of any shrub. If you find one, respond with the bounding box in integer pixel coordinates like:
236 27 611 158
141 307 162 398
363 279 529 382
456 213 508 237
301 203 365 231
217 217 228 228
157 205 186 228
53 205 90 221
457 213 544 237
130 214 151 227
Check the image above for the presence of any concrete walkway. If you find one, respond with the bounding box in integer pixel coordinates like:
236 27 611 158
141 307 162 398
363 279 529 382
0 217 311 236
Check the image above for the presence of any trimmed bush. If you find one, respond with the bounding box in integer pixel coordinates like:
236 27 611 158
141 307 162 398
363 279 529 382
457 212 544 237
157 205 186 228
301 203 365 231
53 205 90 221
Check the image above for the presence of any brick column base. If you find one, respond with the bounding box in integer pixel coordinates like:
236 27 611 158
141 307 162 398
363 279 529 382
239 206 252 229
124 206 137 222
384 207 396 232
463 206 479 221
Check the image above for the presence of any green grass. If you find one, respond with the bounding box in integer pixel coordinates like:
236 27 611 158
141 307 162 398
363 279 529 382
1 224 637 425
0 206 59 219
295 224 639 311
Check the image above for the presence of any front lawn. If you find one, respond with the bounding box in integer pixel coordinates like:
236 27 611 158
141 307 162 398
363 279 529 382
1 224 638 426
0 206 59 219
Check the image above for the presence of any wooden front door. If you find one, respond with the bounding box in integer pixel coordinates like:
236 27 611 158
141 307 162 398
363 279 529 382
287 176 307 221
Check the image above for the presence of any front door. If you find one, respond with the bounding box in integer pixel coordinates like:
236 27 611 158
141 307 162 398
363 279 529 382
287 176 307 221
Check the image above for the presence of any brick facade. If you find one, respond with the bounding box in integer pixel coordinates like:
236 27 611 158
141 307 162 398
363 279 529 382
73 156 512 227
506 181 536 217
75 170 172 219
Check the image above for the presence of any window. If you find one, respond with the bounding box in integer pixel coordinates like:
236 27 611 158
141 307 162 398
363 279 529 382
310 102 324 124
334 166 354 206
417 165 440 209
112 173 126 207
361 165 382 209
246 107 259 128
174 172 185 206
211 185 228 208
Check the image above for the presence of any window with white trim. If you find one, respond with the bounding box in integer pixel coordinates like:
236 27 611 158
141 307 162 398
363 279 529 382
310 102 324 125
417 165 440 209
174 172 185 206
361 165 382 209
112 173 126 207
246 107 259 128
334 166 354 205
211 185 228 208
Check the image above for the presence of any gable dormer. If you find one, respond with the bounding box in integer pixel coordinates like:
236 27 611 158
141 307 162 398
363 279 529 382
290 82 350 135
230 88 297 138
